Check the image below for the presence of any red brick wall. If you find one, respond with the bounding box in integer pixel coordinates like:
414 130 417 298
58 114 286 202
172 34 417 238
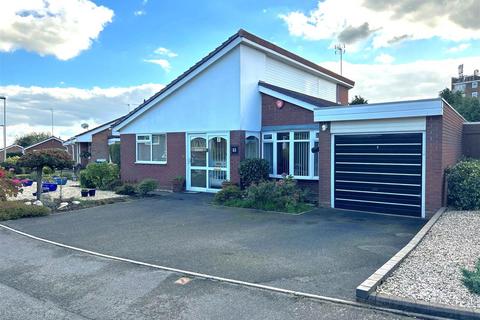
425 116 443 217
79 142 90 167
25 139 65 153
318 123 331 207
5 145 23 154
120 133 185 190
261 93 314 126
337 85 349 105
230 130 245 185
91 128 111 162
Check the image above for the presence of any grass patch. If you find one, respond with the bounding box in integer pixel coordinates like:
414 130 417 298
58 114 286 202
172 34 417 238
0 201 50 221
462 259 480 295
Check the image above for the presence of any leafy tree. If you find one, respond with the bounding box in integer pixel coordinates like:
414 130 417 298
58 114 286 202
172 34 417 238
350 95 368 105
17 149 74 200
439 88 480 121
15 132 51 148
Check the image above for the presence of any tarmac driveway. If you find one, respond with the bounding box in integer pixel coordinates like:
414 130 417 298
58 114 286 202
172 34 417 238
4 193 425 300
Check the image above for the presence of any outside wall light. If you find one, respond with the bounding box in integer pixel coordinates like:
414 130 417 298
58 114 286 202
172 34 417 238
321 123 329 132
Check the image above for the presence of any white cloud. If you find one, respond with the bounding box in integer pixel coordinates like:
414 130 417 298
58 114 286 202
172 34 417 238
0 0 114 60
280 0 480 49
374 53 395 64
134 10 146 16
0 84 164 145
447 43 471 53
321 56 480 103
144 59 171 72
154 47 178 58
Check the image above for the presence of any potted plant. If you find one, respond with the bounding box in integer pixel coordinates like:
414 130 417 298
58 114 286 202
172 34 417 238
172 176 185 193
88 189 96 197
81 189 89 197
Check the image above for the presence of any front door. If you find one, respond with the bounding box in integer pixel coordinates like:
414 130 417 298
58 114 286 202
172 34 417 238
187 133 229 192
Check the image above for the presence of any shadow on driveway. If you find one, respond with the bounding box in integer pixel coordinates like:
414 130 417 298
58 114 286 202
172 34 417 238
5 193 425 300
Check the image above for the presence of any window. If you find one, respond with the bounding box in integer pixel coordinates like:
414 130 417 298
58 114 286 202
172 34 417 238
262 131 319 179
245 135 260 159
136 134 167 163
473 92 478 98
473 81 478 89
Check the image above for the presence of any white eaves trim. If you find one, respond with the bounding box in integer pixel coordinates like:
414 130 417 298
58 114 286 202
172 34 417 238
24 137 64 151
314 98 444 122
75 122 112 143
258 85 318 111
114 37 243 131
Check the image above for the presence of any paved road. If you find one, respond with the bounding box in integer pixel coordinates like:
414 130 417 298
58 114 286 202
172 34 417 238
5 193 425 300
0 228 417 320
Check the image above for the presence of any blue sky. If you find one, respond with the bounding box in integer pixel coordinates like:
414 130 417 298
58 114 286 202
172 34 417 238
0 0 479 143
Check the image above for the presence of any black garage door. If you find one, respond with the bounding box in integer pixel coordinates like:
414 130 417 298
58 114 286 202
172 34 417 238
334 133 423 217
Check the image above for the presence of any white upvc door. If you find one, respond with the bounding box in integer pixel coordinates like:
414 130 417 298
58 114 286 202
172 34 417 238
186 132 230 192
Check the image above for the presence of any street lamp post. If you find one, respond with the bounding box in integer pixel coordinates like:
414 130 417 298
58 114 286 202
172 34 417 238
0 97 5 162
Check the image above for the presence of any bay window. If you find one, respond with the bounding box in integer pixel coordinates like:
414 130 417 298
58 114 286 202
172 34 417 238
136 134 167 163
262 131 319 179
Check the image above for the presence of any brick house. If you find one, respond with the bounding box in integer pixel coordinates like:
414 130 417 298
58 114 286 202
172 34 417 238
113 29 467 219
64 118 121 167
0 144 24 156
24 137 66 153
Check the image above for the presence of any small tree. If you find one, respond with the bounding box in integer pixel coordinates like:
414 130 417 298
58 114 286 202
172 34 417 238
0 168 21 201
17 149 74 200
350 95 368 105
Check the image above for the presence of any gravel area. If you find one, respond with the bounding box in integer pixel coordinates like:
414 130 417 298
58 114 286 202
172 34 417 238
10 181 124 201
377 210 480 310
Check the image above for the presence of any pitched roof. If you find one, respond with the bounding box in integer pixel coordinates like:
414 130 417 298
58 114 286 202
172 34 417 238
114 29 354 130
0 144 24 152
24 137 64 151
258 81 339 109
74 116 123 138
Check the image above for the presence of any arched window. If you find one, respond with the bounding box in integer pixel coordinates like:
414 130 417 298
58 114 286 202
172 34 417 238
245 135 260 159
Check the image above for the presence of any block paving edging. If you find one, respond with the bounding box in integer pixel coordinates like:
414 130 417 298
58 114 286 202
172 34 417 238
356 207 480 320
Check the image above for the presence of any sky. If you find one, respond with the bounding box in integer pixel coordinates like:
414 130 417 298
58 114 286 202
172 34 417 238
0 0 479 145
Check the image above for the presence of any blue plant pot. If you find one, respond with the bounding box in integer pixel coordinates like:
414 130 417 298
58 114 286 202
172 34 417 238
53 177 68 185
42 183 58 192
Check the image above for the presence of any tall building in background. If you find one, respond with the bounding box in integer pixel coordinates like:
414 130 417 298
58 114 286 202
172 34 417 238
451 64 480 98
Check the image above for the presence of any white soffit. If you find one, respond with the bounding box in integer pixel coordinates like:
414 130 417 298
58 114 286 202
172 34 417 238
314 98 443 122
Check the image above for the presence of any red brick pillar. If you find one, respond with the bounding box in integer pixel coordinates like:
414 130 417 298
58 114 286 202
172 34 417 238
229 130 245 185
318 123 331 207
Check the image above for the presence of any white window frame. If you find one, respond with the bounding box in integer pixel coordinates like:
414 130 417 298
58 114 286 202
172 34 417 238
261 130 319 180
135 133 167 164
472 92 478 98
472 81 478 89
245 132 261 159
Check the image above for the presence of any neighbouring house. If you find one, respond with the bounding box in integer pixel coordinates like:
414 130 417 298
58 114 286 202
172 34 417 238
24 136 66 153
112 29 471 219
452 67 479 99
0 144 24 157
64 117 122 167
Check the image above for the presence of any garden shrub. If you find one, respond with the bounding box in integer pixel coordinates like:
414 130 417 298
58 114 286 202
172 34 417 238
0 201 50 221
0 168 21 200
238 158 270 187
136 178 158 196
447 159 480 210
109 143 121 165
214 185 243 204
115 184 137 195
462 259 480 295
80 163 119 190
42 166 54 175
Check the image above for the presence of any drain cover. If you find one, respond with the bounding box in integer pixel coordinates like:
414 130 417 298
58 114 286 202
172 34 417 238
175 277 191 285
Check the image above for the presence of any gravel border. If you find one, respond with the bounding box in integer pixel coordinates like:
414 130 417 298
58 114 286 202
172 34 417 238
377 210 480 310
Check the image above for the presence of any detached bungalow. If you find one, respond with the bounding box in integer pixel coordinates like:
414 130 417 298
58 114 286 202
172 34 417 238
64 117 122 167
113 29 467 219
0 144 24 156
24 137 65 153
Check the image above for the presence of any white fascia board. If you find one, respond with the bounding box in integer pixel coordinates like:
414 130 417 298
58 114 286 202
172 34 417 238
63 139 76 146
314 98 443 122
114 37 243 132
242 38 353 89
258 85 317 111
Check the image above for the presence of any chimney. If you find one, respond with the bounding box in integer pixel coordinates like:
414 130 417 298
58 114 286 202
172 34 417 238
475 69 479 77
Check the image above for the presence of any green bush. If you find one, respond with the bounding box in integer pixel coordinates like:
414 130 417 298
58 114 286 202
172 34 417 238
0 201 50 221
238 158 270 188
215 175 309 213
115 184 137 195
109 143 121 165
136 178 158 196
80 163 119 190
447 159 480 210
214 185 243 204
42 166 54 175
462 259 480 295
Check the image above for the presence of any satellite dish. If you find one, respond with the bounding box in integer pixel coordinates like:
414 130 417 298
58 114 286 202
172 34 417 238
81 123 89 129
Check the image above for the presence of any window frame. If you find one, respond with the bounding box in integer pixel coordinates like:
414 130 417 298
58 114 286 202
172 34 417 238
261 130 319 180
245 132 260 159
135 133 167 164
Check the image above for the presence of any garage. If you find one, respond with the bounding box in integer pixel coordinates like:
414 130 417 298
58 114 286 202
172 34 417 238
333 133 423 217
